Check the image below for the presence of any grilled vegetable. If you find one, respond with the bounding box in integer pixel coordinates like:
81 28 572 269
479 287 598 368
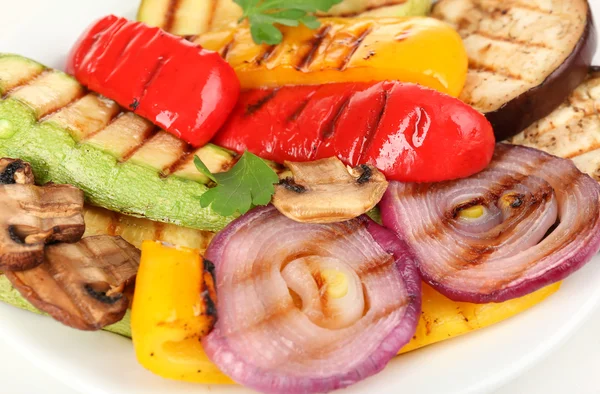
202 206 421 393
67 15 240 147
400 282 560 353
5 236 140 330
131 241 227 383
137 0 432 36
193 17 468 96
272 157 388 223
0 159 84 272
214 81 495 183
83 206 214 252
433 0 596 140
381 144 600 303
0 54 236 231
510 67 600 180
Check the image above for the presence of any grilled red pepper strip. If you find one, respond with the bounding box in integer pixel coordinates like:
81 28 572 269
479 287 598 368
67 15 240 147
214 82 495 183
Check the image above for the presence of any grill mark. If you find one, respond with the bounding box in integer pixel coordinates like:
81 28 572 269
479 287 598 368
290 299 411 360
153 222 165 241
337 26 373 71
320 94 352 140
228 299 296 335
245 88 280 116
359 89 389 160
120 126 160 162
468 60 525 81
334 0 409 17
2 67 48 99
511 2 567 17
257 45 277 65
162 0 181 32
36 88 87 121
80 105 123 142
205 0 219 32
356 255 395 278
160 146 194 177
472 29 553 50
287 95 312 123
295 25 332 71
219 37 235 59
106 211 120 237
136 57 166 111
566 142 600 159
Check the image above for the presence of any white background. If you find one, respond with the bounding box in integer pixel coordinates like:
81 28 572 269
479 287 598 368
1 0 600 393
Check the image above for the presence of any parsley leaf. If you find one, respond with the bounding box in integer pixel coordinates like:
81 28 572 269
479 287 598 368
234 0 343 45
195 151 280 216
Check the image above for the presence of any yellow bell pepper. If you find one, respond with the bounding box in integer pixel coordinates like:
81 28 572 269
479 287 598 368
131 241 231 384
400 282 561 354
194 17 468 97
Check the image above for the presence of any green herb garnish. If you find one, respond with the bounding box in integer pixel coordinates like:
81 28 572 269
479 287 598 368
234 0 343 45
195 152 280 216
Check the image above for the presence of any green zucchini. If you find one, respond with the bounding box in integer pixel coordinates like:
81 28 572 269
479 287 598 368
0 54 236 231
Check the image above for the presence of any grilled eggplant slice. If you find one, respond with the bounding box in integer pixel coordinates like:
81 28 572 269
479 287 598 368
433 0 596 140
0 54 236 231
510 67 600 181
137 0 431 36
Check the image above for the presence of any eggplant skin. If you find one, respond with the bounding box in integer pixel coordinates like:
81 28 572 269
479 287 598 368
488 9 597 141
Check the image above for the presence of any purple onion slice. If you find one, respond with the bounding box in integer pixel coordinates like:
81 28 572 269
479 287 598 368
381 143 600 303
202 206 421 394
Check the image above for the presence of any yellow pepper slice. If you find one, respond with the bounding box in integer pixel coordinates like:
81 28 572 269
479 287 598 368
131 241 230 384
400 282 561 354
194 17 468 97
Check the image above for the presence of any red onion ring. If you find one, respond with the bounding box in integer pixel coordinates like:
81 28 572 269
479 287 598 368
202 206 421 394
380 143 600 303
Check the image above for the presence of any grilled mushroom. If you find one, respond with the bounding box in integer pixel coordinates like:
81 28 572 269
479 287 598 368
0 182 85 271
0 158 34 185
4 235 140 330
272 157 388 223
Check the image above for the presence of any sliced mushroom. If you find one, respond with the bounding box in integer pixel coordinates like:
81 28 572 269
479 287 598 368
4 235 140 330
0 158 35 185
0 183 85 271
272 157 388 223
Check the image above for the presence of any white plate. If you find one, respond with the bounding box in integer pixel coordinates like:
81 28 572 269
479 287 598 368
1 1 600 394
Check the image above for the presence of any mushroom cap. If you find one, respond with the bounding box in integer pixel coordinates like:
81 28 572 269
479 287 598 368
272 157 388 223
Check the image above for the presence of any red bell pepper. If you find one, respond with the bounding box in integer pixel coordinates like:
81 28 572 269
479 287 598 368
67 15 240 147
213 81 495 183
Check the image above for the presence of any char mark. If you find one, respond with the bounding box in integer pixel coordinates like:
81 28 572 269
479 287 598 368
337 26 373 71
295 25 332 71
245 88 280 116
85 284 123 305
356 165 372 184
280 178 307 193
163 0 181 32
0 161 25 185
